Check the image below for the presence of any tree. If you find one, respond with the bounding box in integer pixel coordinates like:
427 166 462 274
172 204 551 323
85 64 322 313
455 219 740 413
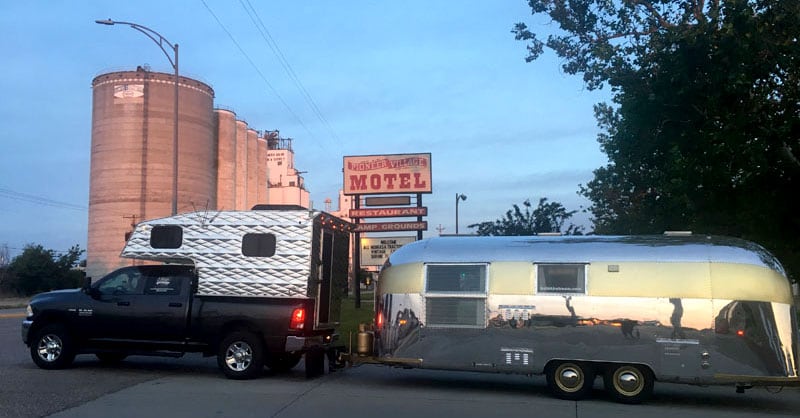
468 198 584 236
5 244 85 296
515 1 800 281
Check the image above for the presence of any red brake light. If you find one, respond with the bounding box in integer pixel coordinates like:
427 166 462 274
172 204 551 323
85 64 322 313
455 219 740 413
376 311 384 330
736 329 745 337
290 308 305 330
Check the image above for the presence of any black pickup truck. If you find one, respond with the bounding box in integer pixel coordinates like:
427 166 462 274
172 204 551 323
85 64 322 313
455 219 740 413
21 264 333 379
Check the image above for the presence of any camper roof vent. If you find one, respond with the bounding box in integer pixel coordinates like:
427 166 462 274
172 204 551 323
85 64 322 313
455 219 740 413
663 231 692 236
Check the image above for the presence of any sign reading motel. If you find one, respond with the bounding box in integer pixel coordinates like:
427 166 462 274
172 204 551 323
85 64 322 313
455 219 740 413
343 153 432 195
352 221 428 233
350 207 428 219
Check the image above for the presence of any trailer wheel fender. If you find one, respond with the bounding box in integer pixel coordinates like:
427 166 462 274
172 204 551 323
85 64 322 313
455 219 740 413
30 323 76 370
217 331 264 380
545 360 595 400
603 363 654 404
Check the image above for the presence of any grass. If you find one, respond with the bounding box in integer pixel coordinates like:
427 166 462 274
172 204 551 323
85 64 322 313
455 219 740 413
0 294 28 309
337 290 375 351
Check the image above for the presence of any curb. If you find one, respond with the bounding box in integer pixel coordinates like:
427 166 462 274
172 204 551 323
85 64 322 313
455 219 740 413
0 312 25 319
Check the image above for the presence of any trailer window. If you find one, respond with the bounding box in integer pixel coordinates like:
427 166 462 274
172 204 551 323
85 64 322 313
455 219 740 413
426 264 486 293
537 264 586 294
150 225 183 249
242 233 277 257
425 264 487 328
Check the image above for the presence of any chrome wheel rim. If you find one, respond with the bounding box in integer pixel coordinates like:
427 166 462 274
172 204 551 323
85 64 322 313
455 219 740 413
613 367 644 397
554 363 585 393
225 341 253 371
37 334 63 362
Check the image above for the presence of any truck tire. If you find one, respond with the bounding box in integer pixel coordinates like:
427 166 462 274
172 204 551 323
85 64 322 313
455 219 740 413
30 324 76 370
217 331 264 380
545 361 595 400
265 352 302 372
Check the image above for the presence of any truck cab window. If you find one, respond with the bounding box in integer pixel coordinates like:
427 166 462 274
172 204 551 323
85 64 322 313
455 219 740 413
144 275 184 295
97 268 145 295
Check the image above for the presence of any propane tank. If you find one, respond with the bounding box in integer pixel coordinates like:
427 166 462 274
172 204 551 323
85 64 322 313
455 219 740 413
356 323 374 356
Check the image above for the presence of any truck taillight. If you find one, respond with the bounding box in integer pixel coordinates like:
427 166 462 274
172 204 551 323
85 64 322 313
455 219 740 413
376 310 384 330
290 308 305 330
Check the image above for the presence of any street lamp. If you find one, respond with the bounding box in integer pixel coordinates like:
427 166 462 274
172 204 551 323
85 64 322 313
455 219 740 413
455 193 467 234
96 19 180 216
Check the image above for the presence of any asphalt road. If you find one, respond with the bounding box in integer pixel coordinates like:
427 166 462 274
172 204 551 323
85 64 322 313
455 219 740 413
2 310 799 418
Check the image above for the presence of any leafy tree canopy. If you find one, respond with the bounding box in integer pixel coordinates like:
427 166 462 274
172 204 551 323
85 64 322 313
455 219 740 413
515 0 800 281
4 244 84 296
468 198 584 236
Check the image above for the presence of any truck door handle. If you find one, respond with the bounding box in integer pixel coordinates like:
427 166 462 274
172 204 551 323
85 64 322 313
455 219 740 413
168 302 183 308
117 301 130 306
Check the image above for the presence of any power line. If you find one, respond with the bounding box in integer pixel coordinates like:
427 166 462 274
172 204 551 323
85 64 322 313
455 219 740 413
240 0 343 150
0 187 87 212
200 0 322 146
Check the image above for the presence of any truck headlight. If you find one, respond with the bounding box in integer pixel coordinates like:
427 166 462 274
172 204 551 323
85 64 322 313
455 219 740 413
26 305 33 318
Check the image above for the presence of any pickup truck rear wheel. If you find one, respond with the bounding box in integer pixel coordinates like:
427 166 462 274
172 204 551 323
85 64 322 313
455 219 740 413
265 352 302 372
218 331 264 380
30 324 75 370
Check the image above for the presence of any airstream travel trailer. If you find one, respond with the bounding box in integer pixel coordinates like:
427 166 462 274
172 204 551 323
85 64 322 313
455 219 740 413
371 234 799 403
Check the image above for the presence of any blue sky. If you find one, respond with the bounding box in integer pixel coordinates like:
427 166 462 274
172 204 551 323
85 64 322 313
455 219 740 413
0 1 609 259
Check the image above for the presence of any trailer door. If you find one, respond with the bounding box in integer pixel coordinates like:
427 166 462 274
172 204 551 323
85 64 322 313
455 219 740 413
317 230 334 324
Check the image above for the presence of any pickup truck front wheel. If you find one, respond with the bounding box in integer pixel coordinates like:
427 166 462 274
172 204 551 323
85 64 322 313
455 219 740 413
218 331 264 380
30 324 75 370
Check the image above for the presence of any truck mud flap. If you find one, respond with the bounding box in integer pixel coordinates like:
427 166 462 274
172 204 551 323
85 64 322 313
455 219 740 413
305 346 326 378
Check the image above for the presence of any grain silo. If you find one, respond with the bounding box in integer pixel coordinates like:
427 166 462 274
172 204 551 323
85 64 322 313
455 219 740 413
257 136 267 205
215 109 237 210
87 68 216 279
246 128 259 209
234 120 248 210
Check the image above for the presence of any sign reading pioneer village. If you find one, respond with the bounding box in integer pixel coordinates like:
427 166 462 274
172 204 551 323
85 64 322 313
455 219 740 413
343 153 432 195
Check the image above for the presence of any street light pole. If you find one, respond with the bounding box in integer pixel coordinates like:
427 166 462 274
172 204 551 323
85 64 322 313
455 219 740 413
455 193 467 234
96 19 180 216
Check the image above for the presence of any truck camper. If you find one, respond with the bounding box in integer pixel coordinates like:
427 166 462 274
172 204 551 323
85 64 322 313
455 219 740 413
23 207 350 379
369 234 799 403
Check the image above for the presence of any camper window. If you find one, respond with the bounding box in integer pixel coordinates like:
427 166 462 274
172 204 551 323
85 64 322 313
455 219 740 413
242 233 277 257
150 225 183 249
424 264 487 328
536 264 586 294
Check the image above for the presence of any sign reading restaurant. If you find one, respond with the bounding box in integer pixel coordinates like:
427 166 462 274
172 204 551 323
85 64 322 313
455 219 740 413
349 207 428 218
343 153 432 195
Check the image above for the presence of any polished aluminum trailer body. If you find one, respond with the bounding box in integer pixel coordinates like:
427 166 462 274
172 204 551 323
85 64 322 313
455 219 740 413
375 235 799 389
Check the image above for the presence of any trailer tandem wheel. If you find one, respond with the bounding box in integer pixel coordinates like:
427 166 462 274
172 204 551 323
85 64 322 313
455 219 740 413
546 361 595 400
603 364 654 404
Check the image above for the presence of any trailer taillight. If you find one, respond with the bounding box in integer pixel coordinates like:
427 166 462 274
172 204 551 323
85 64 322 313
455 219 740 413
376 310 384 330
290 308 305 330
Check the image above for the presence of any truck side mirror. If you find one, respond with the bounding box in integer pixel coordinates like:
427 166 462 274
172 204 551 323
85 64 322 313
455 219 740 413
82 276 92 292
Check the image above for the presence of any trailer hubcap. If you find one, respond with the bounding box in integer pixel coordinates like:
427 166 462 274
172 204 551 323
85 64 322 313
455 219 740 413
613 367 644 396
555 363 584 392
225 342 253 371
37 334 63 362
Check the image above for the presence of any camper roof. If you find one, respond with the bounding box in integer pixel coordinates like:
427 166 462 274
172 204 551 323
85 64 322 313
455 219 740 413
387 235 785 275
